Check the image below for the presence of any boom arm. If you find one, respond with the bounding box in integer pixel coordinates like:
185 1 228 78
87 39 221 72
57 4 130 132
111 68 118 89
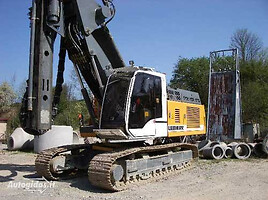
21 0 125 135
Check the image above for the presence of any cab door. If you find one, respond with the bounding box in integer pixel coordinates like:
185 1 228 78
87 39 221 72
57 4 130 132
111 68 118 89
128 72 162 137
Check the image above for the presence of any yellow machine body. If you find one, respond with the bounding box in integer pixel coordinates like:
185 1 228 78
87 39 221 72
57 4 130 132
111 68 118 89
167 100 206 137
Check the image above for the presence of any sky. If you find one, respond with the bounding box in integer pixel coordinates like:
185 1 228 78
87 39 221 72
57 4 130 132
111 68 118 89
0 0 267 90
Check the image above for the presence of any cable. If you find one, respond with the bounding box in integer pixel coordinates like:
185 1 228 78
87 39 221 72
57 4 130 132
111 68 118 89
104 0 116 25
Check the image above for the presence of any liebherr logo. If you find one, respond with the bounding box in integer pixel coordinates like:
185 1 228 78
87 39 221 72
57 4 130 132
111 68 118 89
7 177 55 193
168 125 185 131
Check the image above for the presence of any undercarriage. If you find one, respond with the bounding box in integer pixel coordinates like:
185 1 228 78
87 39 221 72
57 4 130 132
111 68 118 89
35 142 198 191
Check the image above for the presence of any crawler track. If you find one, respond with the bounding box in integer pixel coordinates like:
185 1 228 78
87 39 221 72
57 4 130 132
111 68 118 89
35 144 91 180
88 143 198 191
35 143 197 191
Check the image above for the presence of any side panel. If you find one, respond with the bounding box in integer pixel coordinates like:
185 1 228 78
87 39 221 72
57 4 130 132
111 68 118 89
128 120 156 137
167 101 206 137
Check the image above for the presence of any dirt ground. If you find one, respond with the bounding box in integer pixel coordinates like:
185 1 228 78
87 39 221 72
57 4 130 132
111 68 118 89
0 144 268 200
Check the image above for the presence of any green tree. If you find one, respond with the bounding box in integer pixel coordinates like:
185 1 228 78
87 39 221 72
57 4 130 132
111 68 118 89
53 84 89 130
240 60 268 128
0 82 17 114
6 104 21 137
170 57 210 107
258 47 268 64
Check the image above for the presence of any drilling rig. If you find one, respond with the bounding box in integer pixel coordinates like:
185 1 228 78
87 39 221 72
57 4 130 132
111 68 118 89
20 0 206 191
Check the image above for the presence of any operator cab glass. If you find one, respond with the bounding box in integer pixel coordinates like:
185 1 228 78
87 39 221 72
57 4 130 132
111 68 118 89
101 71 162 132
128 73 162 128
101 72 132 129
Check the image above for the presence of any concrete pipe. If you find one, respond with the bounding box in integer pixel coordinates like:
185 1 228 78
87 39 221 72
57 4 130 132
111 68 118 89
218 142 232 158
73 131 84 144
219 142 228 149
224 147 233 158
230 143 251 159
198 140 211 151
202 144 225 159
227 142 238 148
247 143 256 150
34 125 73 153
210 141 221 147
7 128 34 151
262 135 268 155
253 143 267 158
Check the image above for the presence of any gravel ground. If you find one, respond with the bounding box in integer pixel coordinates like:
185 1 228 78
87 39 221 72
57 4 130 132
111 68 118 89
0 145 268 200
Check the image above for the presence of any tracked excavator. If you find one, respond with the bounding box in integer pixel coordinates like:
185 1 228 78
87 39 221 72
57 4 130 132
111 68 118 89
20 0 206 191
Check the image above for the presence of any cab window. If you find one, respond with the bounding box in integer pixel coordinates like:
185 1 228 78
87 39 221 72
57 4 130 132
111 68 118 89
129 73 162 128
